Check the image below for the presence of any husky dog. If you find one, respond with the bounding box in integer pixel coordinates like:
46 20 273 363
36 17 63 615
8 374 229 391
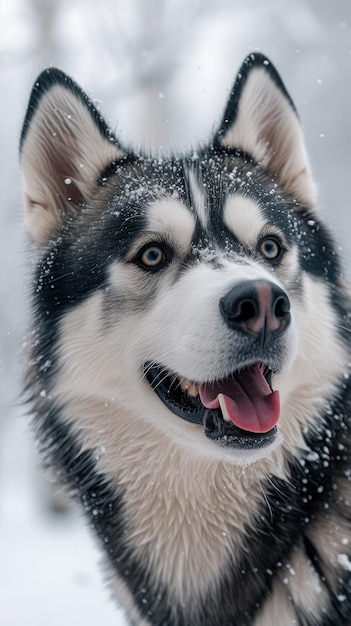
21 53 351 625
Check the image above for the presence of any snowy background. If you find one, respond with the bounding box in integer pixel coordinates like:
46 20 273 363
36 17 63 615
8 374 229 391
1 1 351 624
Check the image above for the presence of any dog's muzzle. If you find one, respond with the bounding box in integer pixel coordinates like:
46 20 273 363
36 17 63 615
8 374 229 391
145 280 291 450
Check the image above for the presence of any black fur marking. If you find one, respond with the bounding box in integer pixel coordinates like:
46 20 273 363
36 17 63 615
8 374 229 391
98 154 138 183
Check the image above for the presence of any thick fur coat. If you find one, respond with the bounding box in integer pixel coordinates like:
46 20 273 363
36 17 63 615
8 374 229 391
21 54 351 625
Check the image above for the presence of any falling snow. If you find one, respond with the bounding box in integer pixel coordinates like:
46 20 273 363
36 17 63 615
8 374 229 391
1 1 351 625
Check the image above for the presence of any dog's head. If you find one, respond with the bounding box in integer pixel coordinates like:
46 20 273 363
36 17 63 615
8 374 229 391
21 54 347 466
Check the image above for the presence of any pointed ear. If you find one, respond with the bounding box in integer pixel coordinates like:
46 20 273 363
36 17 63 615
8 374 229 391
20 68 125 243
217 53 316 206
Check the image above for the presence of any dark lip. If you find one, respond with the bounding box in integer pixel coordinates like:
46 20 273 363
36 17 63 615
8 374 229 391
144 362 277 450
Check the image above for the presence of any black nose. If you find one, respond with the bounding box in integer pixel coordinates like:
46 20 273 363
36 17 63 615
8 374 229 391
220 280 290 340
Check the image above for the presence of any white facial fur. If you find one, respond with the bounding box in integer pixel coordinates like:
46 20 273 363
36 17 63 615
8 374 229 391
53 194 348 472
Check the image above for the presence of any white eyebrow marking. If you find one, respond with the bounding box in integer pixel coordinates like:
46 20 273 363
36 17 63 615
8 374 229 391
223 194 266 245
146 198 195 251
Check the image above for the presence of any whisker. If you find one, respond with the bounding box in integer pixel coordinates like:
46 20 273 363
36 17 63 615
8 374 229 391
256 463 273 523
151 371 170 391
49 272 73 283
265 471 294 498
141 361 158 380
337 323 351 333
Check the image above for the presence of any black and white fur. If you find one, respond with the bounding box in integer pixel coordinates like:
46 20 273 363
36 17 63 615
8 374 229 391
21 53 351 625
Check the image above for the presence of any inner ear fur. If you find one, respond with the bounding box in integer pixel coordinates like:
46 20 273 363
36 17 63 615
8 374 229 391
217 53 316 206
20 68 125 243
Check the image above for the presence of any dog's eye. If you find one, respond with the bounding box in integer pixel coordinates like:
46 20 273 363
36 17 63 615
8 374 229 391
258 237 282 260
139 244 166 269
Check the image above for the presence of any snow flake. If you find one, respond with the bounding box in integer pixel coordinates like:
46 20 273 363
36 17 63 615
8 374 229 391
337 554 351 571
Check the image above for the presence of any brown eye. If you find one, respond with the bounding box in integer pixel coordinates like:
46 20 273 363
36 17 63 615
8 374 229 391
139 245 166 268
259 237 282 260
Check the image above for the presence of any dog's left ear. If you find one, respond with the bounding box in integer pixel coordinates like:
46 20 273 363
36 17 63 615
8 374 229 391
217 53 316 206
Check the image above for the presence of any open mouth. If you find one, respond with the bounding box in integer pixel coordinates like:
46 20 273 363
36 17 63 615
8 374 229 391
145 362 280 449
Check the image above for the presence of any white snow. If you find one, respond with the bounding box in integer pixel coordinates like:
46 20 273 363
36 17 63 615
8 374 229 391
0 413 127 626
337 553 351 572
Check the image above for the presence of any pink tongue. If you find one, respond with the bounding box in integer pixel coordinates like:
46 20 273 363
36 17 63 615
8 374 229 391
199 365 280 434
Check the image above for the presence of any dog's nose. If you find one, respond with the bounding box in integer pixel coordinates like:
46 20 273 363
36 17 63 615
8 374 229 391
220 280 290 340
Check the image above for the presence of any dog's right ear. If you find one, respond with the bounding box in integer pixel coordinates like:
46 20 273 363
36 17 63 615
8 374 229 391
20 69 125 243
216 54 316 206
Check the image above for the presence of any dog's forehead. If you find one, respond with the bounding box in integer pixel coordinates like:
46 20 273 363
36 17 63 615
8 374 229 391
103 151 295 256
145 192 268 252
141 152 278 244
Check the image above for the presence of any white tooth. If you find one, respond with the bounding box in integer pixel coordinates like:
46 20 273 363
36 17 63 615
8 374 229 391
218 393 232 423
179 378 199 397
188 382 199 397
179 378 190 392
